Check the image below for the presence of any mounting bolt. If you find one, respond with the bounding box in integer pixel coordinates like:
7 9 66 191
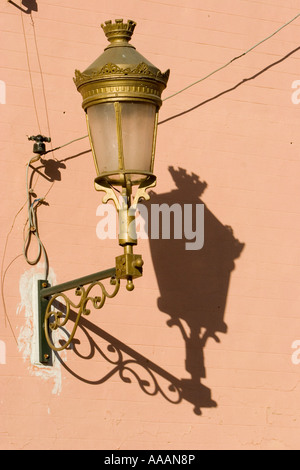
133 258 143 268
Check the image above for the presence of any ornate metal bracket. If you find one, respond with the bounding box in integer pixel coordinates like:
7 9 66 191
94 174 157 210
94 178 121 210
37 267 120 364
37 169 148 365
132 175 157 207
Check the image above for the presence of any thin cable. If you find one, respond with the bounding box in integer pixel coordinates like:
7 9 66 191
0 158 50 340
21 7 54 156
0 200 27 340
163 12 300 101
30 12 52 147
43 134 89 155
23 156 49 280
1 255 23 345
20 9 41 133
40 12 300 152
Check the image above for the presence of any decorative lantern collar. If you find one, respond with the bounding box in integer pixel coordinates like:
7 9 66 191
73 19 170 110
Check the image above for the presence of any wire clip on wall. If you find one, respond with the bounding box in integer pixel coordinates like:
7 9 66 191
28 134 51 156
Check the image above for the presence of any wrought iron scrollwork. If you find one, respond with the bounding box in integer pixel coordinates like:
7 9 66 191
58 321 183 405
117 359 182 404
44 277 120 352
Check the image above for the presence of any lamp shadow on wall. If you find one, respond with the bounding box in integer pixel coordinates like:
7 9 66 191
53 303 216 415
53 300 218 415
51 166 244 416
143 167 245 412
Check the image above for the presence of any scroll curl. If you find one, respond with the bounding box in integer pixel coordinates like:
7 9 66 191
44 278 120 352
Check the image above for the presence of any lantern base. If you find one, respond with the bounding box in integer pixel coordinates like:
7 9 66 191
94 170 155 187
94 173 156 208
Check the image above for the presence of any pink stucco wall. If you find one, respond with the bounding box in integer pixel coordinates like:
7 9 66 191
1 0 300 450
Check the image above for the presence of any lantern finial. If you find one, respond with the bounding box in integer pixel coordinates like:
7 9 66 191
101 19 136 45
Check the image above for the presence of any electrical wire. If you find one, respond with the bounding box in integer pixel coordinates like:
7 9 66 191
1 255 22 345
38 12 300 152
30 12 53 150
19 7 57 281
43 134 89 155
20 8 41 133
20 5 54 153
162 12 300 101
23 156 49 280
0 199 27 343
1 156 50 340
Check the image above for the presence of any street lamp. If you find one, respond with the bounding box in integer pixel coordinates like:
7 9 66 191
74 18 169 290
37 19 169 364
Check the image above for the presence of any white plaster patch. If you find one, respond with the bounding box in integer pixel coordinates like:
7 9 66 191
17 265 66 394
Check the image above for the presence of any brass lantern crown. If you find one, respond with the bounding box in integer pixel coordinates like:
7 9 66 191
74 19 169 112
